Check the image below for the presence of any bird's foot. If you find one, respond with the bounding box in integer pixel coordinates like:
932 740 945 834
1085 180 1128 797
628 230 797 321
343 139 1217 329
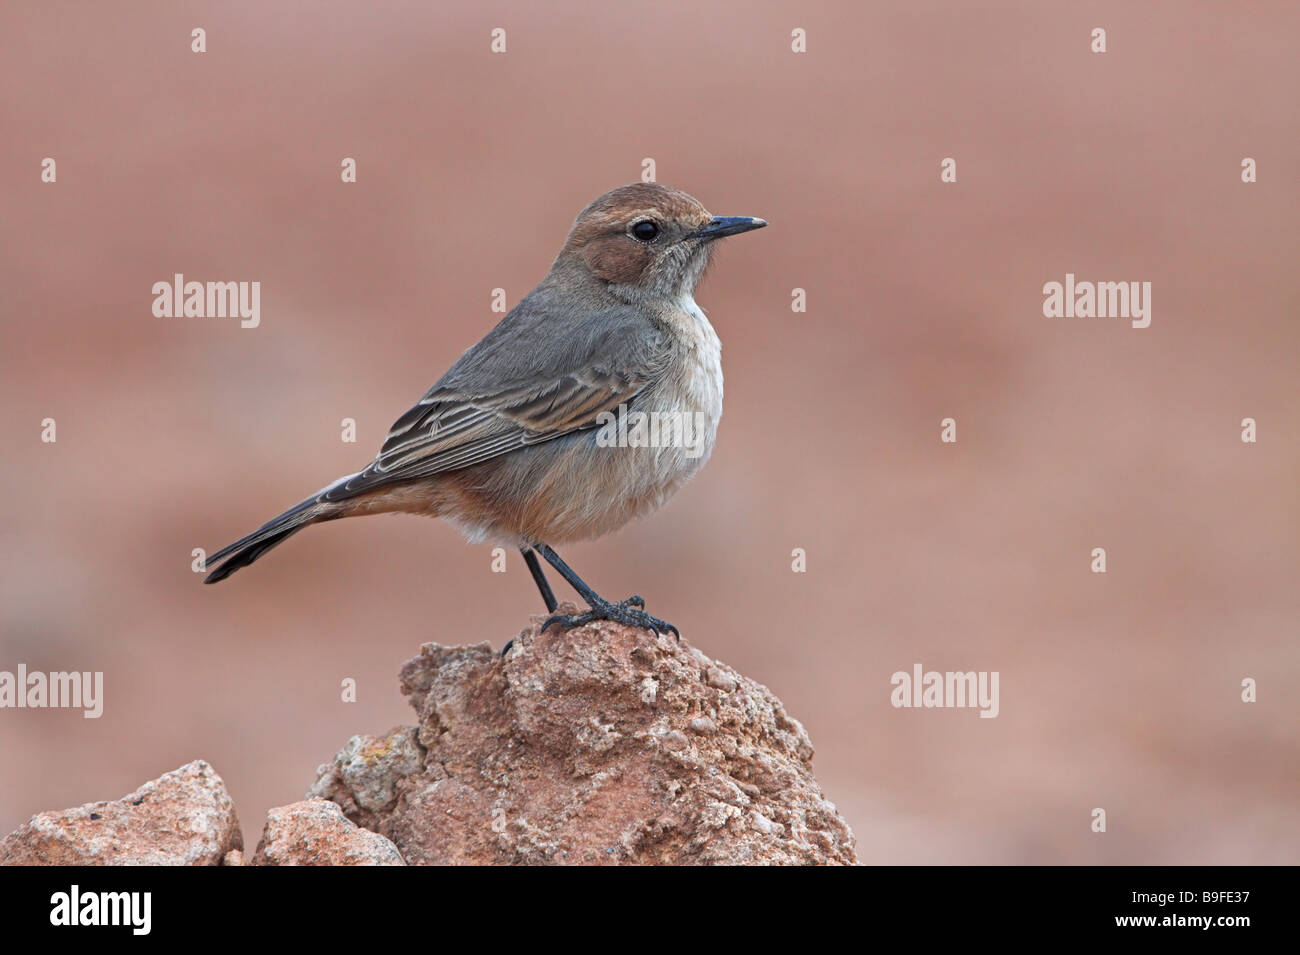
542 594 678 639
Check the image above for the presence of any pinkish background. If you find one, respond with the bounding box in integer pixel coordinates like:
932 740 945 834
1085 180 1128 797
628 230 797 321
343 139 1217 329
1 1 1296 863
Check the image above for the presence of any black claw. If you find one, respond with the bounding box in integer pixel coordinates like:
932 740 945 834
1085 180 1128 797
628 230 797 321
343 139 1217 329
501 639 514 657
541 611 590 632
540 596 678 640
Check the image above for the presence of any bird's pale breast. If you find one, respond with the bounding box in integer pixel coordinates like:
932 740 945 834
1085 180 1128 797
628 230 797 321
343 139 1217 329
427 296 724 547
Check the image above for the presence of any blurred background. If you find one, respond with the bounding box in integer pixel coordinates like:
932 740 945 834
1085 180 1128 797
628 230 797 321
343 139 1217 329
1 1 1296 864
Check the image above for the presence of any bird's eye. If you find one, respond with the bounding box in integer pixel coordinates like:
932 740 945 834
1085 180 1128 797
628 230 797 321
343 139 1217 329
630 220 660 242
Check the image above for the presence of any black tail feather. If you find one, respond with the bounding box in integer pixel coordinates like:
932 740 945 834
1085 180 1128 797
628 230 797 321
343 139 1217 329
203 496 322 584
203 527 306 583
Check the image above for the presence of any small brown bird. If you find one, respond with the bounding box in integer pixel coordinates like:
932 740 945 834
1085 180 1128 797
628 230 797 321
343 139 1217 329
204 183 766 636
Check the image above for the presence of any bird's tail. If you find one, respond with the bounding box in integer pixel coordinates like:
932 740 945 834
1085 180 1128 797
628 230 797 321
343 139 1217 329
203 475 355 584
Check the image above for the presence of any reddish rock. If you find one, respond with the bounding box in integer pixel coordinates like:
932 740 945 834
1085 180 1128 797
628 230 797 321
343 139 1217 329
306 727 423 819
251 799 404 865
2 615 855 866
0 760 241 866
310 607 857 865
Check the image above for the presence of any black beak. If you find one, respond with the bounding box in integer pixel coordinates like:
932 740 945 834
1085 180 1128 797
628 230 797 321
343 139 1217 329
692 216 768 241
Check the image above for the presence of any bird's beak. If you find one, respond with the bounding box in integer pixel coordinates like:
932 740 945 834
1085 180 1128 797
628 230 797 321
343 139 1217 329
692 216 768 241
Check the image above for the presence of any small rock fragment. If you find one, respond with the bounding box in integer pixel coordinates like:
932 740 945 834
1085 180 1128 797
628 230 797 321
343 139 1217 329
0 760 242 866
689 716 718 735
251 800 404 866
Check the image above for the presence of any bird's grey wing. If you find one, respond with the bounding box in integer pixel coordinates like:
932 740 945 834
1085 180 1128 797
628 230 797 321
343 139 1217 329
321 303 671 502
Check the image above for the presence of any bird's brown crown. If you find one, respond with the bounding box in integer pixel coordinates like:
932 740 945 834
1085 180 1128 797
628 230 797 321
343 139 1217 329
559 183 716 289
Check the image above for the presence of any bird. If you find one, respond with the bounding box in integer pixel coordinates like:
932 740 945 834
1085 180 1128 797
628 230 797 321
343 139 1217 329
203 182 766 637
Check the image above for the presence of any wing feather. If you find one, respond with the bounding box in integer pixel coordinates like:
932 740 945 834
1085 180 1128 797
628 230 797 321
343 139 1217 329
321 303 670 503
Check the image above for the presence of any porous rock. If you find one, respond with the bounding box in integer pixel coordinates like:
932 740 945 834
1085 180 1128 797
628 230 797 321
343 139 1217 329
0 760 242 865
309 607 857 865
250 799 405 865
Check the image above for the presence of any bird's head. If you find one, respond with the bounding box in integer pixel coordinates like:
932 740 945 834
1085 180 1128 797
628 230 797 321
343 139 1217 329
555 183 766 302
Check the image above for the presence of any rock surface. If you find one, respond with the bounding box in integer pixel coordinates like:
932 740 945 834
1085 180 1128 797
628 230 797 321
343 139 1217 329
251 799 405 865
0 760 242 865
309 607 857 865
0 614 855 866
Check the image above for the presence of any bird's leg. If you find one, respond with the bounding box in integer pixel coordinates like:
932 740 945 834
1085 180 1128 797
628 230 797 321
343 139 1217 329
502 547 562 657
535 544 679 639
521 547 559 613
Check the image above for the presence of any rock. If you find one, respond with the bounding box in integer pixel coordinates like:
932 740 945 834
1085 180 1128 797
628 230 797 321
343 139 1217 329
250 799 405 865
307 727 423 821
310 606 857 865
2 614 855 866
0 760 241 866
